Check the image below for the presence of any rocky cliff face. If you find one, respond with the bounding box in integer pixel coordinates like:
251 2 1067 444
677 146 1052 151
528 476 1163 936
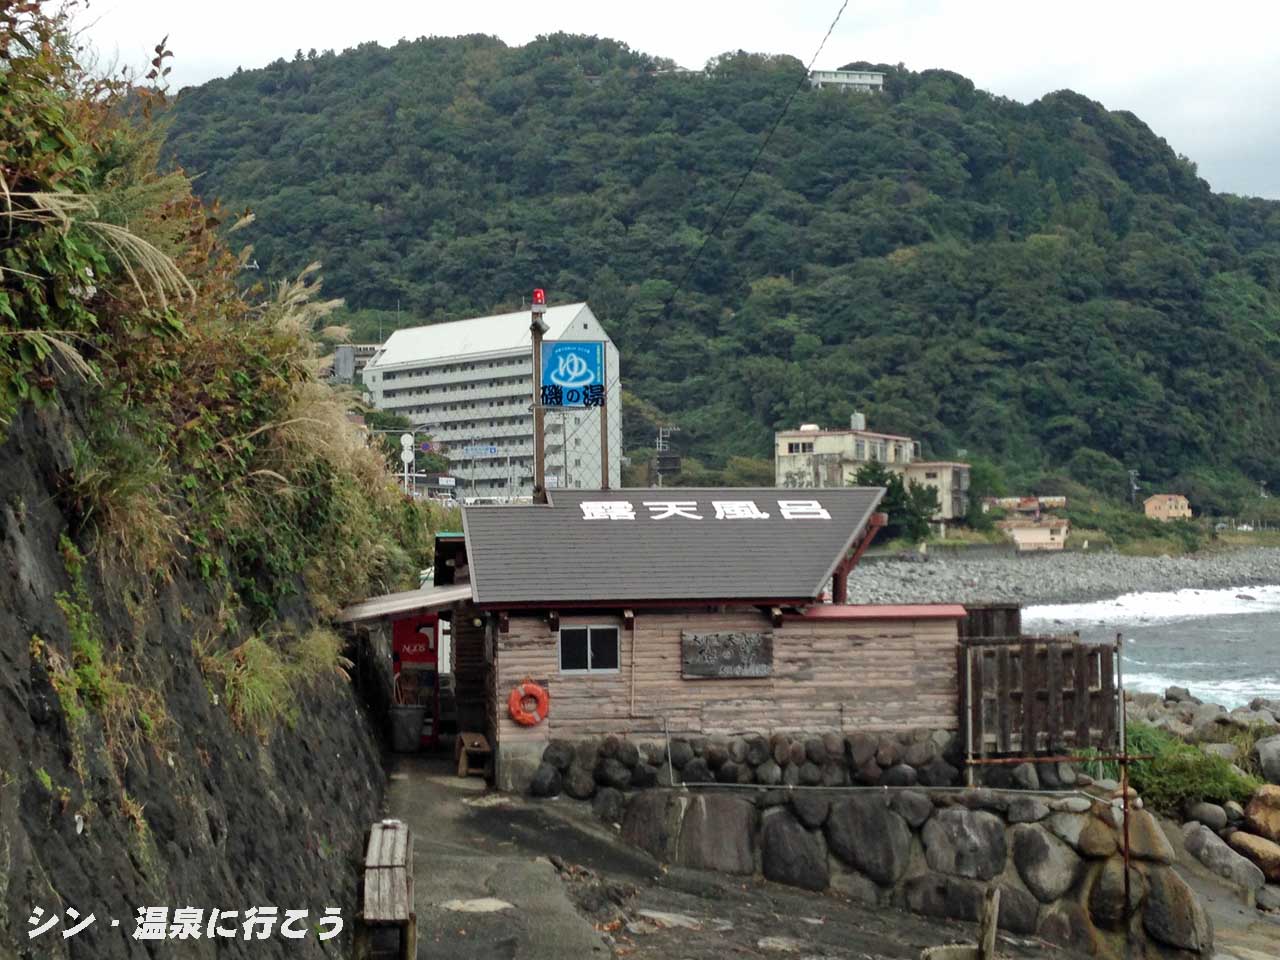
0 400 384 958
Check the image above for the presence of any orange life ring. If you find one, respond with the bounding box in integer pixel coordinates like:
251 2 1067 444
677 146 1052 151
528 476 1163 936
507 679 550 727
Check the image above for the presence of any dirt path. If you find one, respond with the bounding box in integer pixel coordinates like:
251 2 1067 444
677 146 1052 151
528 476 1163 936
385 755 1087 959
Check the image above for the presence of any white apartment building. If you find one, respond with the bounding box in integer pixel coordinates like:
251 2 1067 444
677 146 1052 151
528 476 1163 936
774 416 970 521
362 303 621 499
808 69 885 93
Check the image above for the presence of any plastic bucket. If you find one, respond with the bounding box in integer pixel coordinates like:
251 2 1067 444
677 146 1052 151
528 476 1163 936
390 705 426 753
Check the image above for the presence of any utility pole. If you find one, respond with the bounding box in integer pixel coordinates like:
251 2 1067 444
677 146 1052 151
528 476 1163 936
654 426 678 487
1128 469 1140 507
530 289 549 503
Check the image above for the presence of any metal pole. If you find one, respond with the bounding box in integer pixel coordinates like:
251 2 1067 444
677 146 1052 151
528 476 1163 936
531 306 547 503
1117 631 1132 936
599 351 610 491
964 646 975 787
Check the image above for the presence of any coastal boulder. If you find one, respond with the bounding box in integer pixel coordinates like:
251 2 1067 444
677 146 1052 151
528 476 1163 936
761 809 829 891
1245 784 1280 842
529 762 562 797
1256 734 1280 784
1183 801 1228 831
921 808 1007 880
1142 865 1213 953
678 795 755 875
1012 823 1083 902
1127 809 1176 863
564 764 597 799
826 795 912 886
1182 823 1264 894
542 740 574 771
1089 857 1146 928
593 787 625 825
790 793 831 830
1228 831 1280 882
621 792 687 863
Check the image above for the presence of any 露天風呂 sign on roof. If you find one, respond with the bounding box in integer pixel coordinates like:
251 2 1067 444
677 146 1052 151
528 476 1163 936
461 487 885 605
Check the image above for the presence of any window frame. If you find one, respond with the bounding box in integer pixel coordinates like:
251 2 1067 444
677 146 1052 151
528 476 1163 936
558 624 622 676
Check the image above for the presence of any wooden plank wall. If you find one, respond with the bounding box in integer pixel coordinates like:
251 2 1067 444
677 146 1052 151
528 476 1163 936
491 608 961 747
964 637 1118 756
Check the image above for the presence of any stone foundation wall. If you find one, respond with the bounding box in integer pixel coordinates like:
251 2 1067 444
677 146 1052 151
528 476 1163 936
522 729 1083 799
525 729 969 799
619 788 1212 960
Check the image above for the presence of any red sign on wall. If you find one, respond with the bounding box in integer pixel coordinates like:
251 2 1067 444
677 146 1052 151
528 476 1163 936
393 614 439 666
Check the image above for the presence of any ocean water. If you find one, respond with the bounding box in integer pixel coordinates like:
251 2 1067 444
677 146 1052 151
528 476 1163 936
1022 584 1280 709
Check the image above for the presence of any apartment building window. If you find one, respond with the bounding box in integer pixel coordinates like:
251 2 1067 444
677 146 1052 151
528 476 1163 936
786 441 814 454
925 471 938 479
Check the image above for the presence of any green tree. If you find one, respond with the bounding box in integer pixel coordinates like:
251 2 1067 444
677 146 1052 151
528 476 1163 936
851 463 938 543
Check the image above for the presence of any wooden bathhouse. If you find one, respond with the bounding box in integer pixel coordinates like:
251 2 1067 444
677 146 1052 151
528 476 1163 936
341 487 973 790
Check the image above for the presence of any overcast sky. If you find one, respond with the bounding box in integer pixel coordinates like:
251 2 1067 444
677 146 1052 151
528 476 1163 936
77 0 1280 199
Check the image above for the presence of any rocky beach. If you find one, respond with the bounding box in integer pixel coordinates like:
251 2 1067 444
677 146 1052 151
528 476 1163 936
847 547 1280 606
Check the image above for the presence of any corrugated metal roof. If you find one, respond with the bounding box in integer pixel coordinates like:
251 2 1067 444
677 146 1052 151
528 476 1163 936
367 303 594 369
462 487 884 604
337 583 473 623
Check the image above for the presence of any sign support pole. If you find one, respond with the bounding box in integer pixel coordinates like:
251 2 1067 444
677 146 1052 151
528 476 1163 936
530 290 548 504
599 350 610 491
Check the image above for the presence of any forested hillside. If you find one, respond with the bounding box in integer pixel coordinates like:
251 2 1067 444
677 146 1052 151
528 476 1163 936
163 34 1280 512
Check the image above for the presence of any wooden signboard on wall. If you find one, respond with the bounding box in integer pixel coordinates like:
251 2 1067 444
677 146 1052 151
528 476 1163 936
681 631 773 678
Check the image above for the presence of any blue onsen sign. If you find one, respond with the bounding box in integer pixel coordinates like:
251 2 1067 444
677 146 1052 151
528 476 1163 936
540 341 604 408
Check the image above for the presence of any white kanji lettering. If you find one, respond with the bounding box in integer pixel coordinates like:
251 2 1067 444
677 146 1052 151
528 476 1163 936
712 500 770 520
580 501 635 520
642 500 702 520
241 906 278 940
133 907 169 941
777 499 832 520
168 907 203 940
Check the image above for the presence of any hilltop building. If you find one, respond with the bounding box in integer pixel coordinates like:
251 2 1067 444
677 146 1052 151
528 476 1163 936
774 416 970 521
362 303 621 499
1144 494 1192 522
808 69 885 93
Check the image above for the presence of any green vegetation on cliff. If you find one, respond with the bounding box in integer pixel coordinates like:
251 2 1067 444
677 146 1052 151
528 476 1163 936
1 11 450 943
162 35 1280 512
2 9 447 619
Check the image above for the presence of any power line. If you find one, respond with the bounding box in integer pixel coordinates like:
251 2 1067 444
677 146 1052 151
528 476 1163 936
649 0 852 332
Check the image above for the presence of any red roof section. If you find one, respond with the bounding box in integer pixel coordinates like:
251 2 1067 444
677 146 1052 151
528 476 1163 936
786 604 967 621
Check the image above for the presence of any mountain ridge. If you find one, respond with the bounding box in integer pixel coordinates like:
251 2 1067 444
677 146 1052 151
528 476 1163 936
163 34 1280 512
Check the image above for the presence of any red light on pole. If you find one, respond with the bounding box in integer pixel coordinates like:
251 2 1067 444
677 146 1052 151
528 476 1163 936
532 288 546 305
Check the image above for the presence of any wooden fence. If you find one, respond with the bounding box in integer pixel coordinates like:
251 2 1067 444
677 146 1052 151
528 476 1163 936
961 634 1121 758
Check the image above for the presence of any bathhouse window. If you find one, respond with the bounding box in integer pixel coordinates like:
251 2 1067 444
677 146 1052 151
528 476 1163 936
559 626 620 674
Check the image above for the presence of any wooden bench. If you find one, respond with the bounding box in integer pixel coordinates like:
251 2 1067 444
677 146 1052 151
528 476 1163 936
354 819 416 959
455 731 492 779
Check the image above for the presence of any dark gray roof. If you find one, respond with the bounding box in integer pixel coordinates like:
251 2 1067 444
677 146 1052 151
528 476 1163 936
462 487 884 605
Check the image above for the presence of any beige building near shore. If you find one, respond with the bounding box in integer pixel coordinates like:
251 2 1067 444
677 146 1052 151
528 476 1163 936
1144 494 1191 522
774 417 970 521
997 517 1069 552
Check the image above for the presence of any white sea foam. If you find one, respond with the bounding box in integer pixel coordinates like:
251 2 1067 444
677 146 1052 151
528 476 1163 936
1023 583 1280 628
1124 672 1280 709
